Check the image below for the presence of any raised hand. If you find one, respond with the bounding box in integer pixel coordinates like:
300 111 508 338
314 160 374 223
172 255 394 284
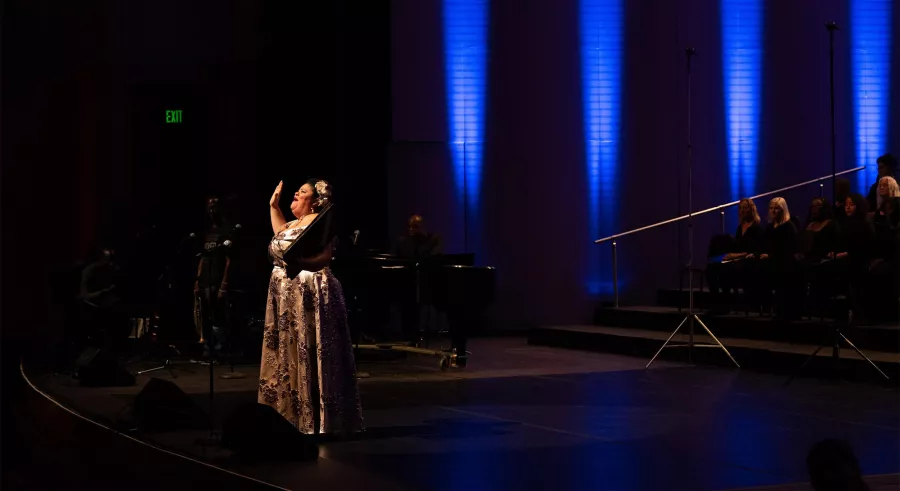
270 181 283 208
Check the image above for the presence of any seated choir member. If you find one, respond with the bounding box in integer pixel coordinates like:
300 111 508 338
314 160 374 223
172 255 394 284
798 197 838 312
705 198 764 314
752 197 801 321
874 176 900 229
867 153 898 212
869 176 900 321
824 193 876 318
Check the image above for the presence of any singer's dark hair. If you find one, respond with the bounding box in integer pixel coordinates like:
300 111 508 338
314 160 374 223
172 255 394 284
304 178 332 212
806 197 832 225
876 153 897 171
846 192 869 217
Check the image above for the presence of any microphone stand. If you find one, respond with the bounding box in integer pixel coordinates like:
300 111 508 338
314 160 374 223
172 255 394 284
785 23 889 385
647 47 740 369
194 243 223 440
218 225 248 380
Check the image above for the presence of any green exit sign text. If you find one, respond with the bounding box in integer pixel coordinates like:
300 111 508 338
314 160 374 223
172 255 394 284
165 110 183 124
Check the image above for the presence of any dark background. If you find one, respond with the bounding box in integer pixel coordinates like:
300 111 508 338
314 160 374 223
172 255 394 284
2 0 391 352
3 0 900 354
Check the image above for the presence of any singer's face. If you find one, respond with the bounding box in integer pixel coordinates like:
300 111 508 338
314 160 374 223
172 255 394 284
844 197 856 216
768 202 782 222
290 184 315 218
738 201 751 220
809 199 824 219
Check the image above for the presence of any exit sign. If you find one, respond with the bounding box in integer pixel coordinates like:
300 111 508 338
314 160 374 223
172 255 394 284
165 109 183 123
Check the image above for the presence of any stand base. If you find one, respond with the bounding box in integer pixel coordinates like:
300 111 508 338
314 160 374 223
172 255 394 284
785 326 890 386
136 359 183 378
646 313 741 369
355 343 470 372
220 372 247 380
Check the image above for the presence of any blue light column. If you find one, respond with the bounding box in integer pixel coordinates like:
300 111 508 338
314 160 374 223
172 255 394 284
851 0 893 193
721 0 762 202
444 0 488 242
581 0 622 295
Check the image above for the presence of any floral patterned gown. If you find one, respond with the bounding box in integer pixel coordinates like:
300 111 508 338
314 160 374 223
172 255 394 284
258 224 364 435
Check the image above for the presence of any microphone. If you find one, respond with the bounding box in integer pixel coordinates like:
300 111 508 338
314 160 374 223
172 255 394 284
196 239 232 257
352 230 360 246
177 232 196 249
232 224 242 233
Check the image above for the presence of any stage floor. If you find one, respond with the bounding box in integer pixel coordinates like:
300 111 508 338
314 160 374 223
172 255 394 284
25 337 900 491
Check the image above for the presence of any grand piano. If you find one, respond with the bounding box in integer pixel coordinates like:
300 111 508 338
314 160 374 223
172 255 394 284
330 251 496 369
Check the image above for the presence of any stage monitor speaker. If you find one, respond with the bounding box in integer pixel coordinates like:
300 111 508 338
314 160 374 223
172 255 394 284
133 378 207 431
222 403 319 462
74 347 136 387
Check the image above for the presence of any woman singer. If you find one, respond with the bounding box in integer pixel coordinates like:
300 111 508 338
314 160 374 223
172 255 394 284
258 179 364 435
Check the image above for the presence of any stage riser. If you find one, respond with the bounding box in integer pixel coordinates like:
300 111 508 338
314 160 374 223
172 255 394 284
657 289 848 312
529 329 900 386
593 308 900 353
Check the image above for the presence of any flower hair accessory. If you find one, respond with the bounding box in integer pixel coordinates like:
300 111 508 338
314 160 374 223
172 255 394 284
315 180 332 208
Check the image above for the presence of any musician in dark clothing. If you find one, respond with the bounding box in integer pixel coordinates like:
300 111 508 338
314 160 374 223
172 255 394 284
194 196 232 356
706 198 764 314
866 180 900 321
392 215 443 259
391 215 443 343
818 194 876 319
800 198 839 314
832 195 876 266
78 247 126 345
866 153 898 212
799 198 838 262
753 197 801 321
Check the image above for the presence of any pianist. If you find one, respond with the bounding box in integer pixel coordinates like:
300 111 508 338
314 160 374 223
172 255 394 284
391 214 443 259
389 215 441 344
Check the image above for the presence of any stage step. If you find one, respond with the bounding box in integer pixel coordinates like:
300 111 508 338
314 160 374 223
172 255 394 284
529 325 900 384
656 288 714 309
654 288 852 313
593 306 899 353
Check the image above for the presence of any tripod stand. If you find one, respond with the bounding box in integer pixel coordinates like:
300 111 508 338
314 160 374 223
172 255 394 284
785 23 889 386
647 47 740 369
133 241 197 378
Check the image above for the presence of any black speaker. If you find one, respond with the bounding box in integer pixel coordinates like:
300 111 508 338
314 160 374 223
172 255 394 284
74 347 136 387
133 378 207 431
222 403 318 461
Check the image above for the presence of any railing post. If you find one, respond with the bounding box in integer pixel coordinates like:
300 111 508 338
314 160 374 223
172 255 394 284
819 183 824 198
720 210 725 233
612 241 619 308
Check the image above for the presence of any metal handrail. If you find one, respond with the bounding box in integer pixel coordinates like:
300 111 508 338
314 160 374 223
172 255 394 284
595 166 865 308
594 166 864 244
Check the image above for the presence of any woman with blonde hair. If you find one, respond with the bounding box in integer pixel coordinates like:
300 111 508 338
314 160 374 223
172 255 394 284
752 197 801 320
705 198 764 314
875 176 900 229
869 177 900 321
